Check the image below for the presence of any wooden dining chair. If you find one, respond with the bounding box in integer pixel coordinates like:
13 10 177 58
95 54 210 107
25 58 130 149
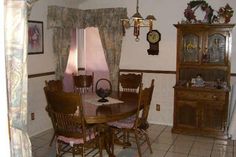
72 72 94 93
44 80 63 146
45 90 103 157
115 72 143 145
118 72 143 93
109 79 155 157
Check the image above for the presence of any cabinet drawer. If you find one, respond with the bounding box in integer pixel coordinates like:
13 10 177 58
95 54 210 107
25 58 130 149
176 90 226 101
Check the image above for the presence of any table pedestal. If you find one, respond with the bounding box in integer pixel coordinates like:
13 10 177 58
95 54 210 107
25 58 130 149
97 124 115 157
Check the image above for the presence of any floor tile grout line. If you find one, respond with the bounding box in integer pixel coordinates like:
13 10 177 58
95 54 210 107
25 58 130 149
151 125 168 143
162 129 178 157
141 125 167 156
209 138 215 157
186 137 196 157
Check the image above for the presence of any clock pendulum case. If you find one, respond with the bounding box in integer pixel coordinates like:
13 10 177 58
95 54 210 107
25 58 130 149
146 30 161 55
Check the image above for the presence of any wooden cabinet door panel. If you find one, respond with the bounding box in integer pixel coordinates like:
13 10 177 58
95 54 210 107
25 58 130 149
201 101 225 131
176 100 199 129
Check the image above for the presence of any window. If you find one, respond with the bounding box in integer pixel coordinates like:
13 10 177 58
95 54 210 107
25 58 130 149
83 27 109 83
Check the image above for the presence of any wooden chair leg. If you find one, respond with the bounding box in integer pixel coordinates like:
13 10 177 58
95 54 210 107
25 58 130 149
123 130 126 148
111 129 114 155
134 131 142 157
127 132 130 143
144 132 153 153
56 141 61 157
98 136 103 157
81 146 84 157
49 133 56 146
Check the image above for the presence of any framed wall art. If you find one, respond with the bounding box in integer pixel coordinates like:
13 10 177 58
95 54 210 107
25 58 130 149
28 20 44 55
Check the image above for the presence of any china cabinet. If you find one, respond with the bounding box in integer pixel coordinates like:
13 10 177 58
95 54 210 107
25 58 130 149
172 24 235 138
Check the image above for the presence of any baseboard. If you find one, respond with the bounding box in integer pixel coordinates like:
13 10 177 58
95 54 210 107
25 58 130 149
148 120 173 127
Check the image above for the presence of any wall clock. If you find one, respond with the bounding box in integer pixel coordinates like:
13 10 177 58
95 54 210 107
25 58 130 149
147 30 161 55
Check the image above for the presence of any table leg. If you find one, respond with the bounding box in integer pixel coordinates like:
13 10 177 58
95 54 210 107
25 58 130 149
98 124 115 157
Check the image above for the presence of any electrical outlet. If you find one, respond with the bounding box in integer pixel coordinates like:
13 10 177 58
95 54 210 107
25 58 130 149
31 112 35 120
156 104 160 111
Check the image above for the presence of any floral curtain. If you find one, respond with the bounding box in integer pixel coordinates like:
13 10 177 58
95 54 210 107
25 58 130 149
48 6 127 90
99 27 123 91
5 0 38 156
52 28 72 79
27 0 38 17
48 6 79 79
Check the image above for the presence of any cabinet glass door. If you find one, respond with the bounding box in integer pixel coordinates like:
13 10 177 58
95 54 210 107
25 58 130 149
207 33 226 64
182 33 200 63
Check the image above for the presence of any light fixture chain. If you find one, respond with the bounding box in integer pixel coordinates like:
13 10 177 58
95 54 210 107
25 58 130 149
136 0 139 13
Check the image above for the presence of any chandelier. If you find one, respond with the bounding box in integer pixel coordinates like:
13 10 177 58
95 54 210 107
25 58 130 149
121 0 156 41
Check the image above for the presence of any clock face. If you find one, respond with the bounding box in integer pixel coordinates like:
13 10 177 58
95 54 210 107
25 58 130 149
147 30 161 44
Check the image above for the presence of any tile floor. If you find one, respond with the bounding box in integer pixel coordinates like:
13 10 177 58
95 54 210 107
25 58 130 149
31 124 236 157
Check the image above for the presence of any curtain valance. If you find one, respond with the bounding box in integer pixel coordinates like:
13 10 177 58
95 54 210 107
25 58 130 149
47 5 127 30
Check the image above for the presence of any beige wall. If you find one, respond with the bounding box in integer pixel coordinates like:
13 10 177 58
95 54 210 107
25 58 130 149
28 0 236 136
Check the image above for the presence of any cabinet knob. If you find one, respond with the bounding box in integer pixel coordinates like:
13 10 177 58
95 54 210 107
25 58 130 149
212 95 217 99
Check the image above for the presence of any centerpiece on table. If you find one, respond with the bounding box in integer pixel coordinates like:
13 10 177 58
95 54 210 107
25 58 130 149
95 78 112 102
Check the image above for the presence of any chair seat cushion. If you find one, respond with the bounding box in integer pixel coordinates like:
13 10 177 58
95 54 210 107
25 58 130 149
108 115 136 129
57 132 96 145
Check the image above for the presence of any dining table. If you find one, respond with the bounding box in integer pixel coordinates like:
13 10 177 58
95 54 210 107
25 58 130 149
82 91 139 157
83 91 138 123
